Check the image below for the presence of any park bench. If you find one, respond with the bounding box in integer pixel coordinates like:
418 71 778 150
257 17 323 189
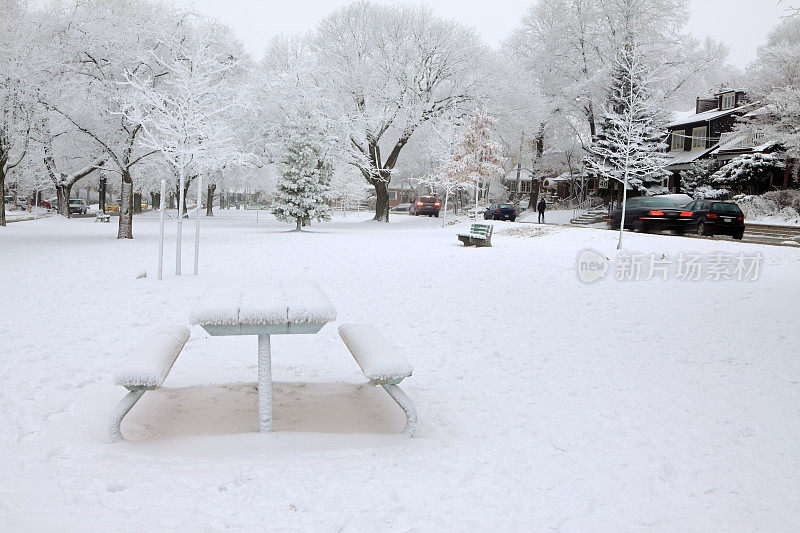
338 323 417 437
108 325 191 443
95 212 111 223
457 223 494 247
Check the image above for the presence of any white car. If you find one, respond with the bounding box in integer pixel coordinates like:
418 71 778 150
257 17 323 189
68 198 89 215
14 196 27 208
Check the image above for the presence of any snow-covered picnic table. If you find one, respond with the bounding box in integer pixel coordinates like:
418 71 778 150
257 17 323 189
188 281 336 432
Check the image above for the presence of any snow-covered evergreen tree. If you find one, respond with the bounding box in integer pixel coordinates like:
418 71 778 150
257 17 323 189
710 153 785 196
442 110 505 216
272 113 331 231
584 19 669 248
585 30 669 198
680 159 717 198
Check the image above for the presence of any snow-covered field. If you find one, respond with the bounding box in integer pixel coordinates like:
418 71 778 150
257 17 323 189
1 210 799 531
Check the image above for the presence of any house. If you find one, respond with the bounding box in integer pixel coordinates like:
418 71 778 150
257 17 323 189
387 184 414 207
663 88 755 189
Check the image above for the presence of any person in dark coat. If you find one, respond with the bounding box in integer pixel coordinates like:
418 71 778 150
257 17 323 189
537 198 547 223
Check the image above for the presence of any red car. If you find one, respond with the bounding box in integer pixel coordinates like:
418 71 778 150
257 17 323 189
410 196 441 217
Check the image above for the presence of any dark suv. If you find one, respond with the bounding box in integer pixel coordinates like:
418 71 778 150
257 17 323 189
682 199 745 239
484 202 516 221
411 196 441 217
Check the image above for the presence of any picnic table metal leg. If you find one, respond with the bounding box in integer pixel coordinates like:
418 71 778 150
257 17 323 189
257 334 272 432
109 388 146 443
381 384 417 437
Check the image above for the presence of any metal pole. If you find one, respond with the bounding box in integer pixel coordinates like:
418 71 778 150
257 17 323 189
257 334 272 432
158 179 165 280
176 165 184 276
194 175 202 275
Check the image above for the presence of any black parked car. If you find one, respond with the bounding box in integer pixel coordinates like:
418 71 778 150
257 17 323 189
410 196 441 217
607 196 692 233
679 199 745 239
484 202 516 221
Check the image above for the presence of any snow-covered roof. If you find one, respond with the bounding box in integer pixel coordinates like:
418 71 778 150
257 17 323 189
670 109 696 123
666 103 755 128
663 146 717 168
713 87 743 96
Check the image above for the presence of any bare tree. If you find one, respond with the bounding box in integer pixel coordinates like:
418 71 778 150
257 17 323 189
0 0 33 227
117 21 251 270
311 2 491 222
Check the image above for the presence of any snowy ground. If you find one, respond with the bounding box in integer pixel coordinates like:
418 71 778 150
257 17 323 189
518 208 576 225
1 209 799 531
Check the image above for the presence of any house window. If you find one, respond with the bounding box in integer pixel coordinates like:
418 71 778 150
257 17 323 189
388 190 397 200
520 180 532 193
692 126 707 150
671 130 684 150
721 93 735 110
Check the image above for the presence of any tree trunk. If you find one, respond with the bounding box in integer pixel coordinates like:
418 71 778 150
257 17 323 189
206 183 216 216
295 217 302 231
150 191 156 209
168 192 175 209
182 178 193 216
528 180 540 210
586 101 597 139
56 183 73 218
0 163 6 227
117 170 134 239
133 192 142 214
99 175 107 213
527 124 546 209
373 180 390 222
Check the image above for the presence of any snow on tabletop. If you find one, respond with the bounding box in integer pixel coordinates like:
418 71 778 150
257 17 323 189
238 281 287 324
284 280 337 323
114 325 190 388
189 281 336 325
187 286 242 325
338 323 412 382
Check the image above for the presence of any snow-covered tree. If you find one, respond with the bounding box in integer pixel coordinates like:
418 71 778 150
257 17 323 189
38 0 185 238
710 153 785 196
441 110 505 217
585 34 668 194
585 16 669 247
272 113 331 231
117 19 251 269
742 16 800 185
0 0 35 226
506 0 730 143
680 159 717 198
310 2 491 222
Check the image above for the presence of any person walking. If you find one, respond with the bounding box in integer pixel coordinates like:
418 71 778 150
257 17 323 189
537 197 547 223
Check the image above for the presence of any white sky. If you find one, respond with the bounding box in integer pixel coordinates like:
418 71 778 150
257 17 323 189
174 0 797 68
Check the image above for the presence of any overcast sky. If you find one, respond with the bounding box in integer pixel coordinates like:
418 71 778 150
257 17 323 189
174 0 797 68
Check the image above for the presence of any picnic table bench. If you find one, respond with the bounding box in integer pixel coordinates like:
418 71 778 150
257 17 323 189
457 223 494 247
109 325 190 442
95 212 111 223
338 323 417 437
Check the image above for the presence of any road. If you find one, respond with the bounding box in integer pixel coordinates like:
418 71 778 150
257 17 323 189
582 221 800 248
